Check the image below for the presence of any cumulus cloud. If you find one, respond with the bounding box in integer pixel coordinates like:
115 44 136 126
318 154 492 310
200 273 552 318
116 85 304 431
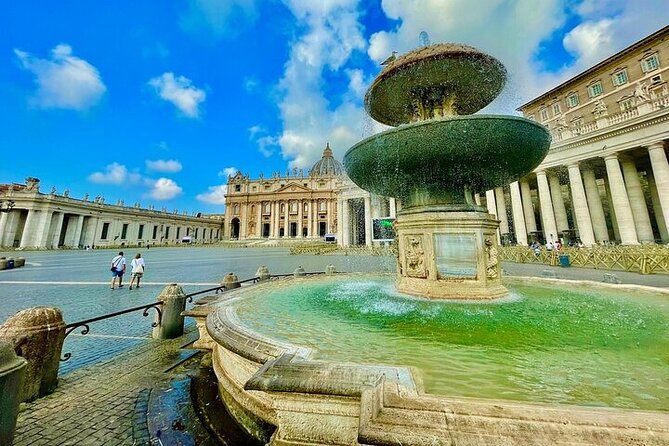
146 177 183 200
196 185 227 205
180 0 259 39
148 72 206 118
145 159 183 173
270 0 367 169
218 167 239 178
88 163 141 185
248 125 279 157
14 43 106 110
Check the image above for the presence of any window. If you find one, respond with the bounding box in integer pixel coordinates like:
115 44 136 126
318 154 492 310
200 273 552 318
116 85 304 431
165 226 170 239
121 223 128 239
571 116 584 127
290 201 298 213
641 53 660 73
152 225 158 239
234 184 241 192
187 227 190 236
233 204 239 215
539 108 548 121
101 223 110 240
552 102 561 115
567 93 579 108
612 69 628 86
264 184 270 190
252 186 256 191
263 202 271 214
304 202 309 212
619 97 635 111
319 201 327 212
281 203 285 213
138 224 144 239
588 81 603 97
651 74 663 85
251 205 255 214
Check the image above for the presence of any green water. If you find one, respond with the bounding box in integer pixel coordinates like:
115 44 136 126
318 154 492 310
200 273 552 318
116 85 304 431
235 277 669 411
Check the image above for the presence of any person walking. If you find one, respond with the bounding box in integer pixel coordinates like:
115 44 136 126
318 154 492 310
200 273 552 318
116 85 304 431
129 253 146 290
110 251 127 290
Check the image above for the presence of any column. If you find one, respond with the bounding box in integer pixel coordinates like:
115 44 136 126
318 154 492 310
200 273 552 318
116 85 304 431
336 198 342 242
548 173 569 233
648 142 669 239
342 199 350 246
603 154 638 245
256 203 262 238
647 170 669 242
19 210 38 248
364 195 373 246
509 182 527 245
307 199 313 237
69 215 85 247
567 163 596 246
581 167 609 243
494 187 509 235
620 156 654 243
297 200 303 237
389 198 397 218
519 180 537 234
32 210 54 248
0 212 8 247
536 170 558 243
474 193 481 206
485 190 497 217
284 201 289 236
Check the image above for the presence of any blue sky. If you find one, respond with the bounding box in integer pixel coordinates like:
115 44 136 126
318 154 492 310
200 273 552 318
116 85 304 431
2 0 668 213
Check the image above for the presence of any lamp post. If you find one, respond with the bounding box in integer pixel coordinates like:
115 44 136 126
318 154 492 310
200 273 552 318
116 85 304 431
0 200 15 213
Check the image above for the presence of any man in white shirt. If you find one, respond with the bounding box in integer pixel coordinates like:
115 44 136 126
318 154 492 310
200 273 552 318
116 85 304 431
110 251 127 290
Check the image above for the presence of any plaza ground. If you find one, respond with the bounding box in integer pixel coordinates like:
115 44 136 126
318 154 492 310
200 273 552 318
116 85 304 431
2 246 668 445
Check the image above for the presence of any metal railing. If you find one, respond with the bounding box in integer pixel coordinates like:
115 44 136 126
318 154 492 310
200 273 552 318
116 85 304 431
59 270 331 360
499 245 669 275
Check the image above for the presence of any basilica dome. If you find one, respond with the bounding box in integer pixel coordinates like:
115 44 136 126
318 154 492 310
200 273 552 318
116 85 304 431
309 143 344 176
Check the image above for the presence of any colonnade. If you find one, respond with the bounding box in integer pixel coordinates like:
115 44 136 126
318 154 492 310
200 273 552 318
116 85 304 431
484 141 669 246
338 194 396 246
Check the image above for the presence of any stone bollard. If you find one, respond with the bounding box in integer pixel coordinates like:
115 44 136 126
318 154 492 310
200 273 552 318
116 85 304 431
255 265 271 282
325 264 336 275
221 272 241 290
0 307 65 402
293 265 306 277
153 284 187 340
0 341 27 446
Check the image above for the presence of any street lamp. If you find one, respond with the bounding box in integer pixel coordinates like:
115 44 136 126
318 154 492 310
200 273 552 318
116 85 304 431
0 200 15 213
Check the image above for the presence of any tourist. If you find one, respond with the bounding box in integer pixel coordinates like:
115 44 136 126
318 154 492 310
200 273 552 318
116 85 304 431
110 251 126 290
129 253 145 290
545 241 554 251
555 240 562 251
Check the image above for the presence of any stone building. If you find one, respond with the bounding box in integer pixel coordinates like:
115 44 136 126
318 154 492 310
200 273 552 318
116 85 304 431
225 144 342 240
487 24 669 246
225 144 398 246
0 178 223 249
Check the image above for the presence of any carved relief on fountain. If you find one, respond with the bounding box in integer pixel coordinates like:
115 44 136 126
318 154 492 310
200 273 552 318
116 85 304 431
485 238 499 279
404 235 426 278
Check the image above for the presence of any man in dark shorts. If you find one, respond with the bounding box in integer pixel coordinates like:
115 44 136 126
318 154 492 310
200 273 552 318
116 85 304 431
110 251 127 289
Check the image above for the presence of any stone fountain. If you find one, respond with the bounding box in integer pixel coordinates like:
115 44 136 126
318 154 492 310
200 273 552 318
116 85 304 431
344 43 551 299
195 42 669 446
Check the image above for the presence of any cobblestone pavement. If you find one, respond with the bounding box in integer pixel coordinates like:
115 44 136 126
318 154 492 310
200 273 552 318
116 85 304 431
13 327 200 446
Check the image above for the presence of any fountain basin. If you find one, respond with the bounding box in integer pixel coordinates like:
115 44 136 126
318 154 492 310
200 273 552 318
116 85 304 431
344 115 551 208
201 275 669 445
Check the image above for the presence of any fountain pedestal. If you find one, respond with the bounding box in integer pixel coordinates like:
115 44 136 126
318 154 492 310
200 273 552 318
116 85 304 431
395 208 506 299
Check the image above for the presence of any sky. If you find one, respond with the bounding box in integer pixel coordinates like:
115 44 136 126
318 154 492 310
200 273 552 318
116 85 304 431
2 0 668 214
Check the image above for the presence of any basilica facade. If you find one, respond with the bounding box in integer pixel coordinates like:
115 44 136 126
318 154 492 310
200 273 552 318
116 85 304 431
485 25 669 246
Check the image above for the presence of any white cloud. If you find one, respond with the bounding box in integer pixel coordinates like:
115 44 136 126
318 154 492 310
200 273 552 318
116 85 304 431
148 72 206 118
88 163 141 185
180 0 259 39
563 19 615 67
272 0 367 169
196 185 227 204
243 77 259 92
145 159 183 173
14 43 106 110
147 177 183 200
218 167 239 178
248 125 280 157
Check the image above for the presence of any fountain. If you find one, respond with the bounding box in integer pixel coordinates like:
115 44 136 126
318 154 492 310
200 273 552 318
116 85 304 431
197 43 669 445
344 43 550 299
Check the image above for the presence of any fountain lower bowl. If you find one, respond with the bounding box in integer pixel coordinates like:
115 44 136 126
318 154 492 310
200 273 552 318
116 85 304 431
344 115 551 207
200 275 669 445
